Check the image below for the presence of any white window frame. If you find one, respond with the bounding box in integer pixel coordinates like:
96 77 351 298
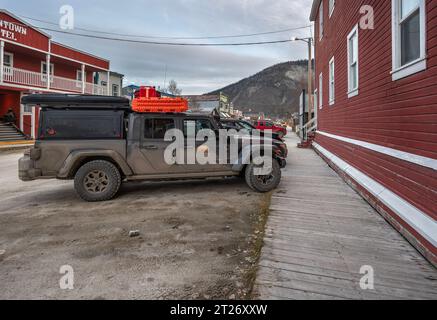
3 52 13 75
41 61 54 83
76 70 86 88
112 84 119 97
319 1 324 40
319 73 323 109
347 25 359 98
329 0 335 17
329 57 335 105
391 0 426 81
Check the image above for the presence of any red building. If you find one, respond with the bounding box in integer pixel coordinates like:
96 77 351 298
0 10 115 138
310 0 437 266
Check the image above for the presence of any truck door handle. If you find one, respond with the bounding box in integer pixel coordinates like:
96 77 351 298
143 145 158 150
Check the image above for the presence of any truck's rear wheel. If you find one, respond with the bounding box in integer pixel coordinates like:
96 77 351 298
74 160 121 202
245 158 281 193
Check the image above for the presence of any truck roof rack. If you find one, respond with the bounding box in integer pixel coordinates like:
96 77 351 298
21 94 131 110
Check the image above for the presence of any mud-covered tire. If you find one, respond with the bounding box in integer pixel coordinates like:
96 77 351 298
74 160 121 202
245 158 281 193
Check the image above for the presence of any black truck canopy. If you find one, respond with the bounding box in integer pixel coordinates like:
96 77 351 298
21 94 131 110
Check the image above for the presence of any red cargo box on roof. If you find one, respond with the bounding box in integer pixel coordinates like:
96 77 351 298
132 86 188 113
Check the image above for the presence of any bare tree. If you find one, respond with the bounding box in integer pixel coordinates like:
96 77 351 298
167 80 182 96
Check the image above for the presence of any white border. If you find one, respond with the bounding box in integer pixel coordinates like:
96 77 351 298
317 131 437 171
347 25 359 97
319 0 324 41
328 0 335 17
313 142 437 248
328 56 335 105
319 72 323 109
391 0 427 81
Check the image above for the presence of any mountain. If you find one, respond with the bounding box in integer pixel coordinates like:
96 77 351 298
208 60 309 118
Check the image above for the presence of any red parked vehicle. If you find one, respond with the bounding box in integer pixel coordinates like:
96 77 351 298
255 120 287 138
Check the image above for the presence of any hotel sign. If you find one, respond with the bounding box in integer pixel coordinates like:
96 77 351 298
0 19 28 41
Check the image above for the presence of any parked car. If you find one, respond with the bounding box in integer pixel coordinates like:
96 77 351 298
220 119 288 160
222 119 283 141
254 120 287 138
19 94 286 202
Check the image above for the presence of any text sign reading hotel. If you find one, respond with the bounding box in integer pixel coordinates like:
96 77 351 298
0 19 27 41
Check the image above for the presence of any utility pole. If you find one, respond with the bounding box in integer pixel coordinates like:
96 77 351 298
307 38 313 124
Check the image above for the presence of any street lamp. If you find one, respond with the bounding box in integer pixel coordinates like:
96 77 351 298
291 37 314 126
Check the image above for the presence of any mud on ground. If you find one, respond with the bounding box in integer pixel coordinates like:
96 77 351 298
0 152 271 300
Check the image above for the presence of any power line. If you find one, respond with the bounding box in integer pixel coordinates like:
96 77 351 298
36 27 293 46
20 14 311 40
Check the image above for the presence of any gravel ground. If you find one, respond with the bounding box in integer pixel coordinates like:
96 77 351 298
0 151 271 300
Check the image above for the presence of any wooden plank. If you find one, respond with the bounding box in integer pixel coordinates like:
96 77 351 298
254 134 437 300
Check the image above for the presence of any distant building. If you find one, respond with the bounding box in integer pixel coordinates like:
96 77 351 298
243 112 262 121
97 71 124 97
122 84 140 100
183 92 230 114
0 9 119 139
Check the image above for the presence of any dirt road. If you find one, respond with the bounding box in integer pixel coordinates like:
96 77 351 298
0 151 270 300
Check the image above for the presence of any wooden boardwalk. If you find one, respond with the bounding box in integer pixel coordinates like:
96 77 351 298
253 134 437 300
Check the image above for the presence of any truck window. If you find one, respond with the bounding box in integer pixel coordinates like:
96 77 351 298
39 110 124 140
144 118 175 140
183 119 214 137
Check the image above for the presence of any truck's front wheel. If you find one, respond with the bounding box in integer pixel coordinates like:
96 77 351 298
74 160 121 202
245 158 281 193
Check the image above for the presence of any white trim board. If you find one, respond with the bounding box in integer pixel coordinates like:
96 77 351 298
313 142 437 248
317 131 437 171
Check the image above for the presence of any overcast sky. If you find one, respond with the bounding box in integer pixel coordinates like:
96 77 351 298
4 0 313 94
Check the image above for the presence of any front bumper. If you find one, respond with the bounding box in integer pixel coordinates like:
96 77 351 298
18 154 41 181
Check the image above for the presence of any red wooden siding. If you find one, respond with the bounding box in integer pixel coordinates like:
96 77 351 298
51 43 109 70
0 90 20 119
312 0 437 260
316 134 437 220
0 12 49 51
315 0 437 158
0 11 109 71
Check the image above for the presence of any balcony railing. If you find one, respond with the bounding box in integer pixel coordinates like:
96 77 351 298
2 66 106 96
4 66 46 88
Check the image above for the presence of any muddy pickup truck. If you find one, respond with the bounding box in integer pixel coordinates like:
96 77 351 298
19 94 286 202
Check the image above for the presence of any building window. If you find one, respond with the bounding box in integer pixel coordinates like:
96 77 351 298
4 52 13 67
41 61 54 82
319 73 323 109
392 0 426 80
329 57 335 105
145 118 175 140
3 52 13 75
347 25 359 97
23 105 33 114
76 70 86 88
319 1 324 40
329 0 335 17
112 84 119 96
